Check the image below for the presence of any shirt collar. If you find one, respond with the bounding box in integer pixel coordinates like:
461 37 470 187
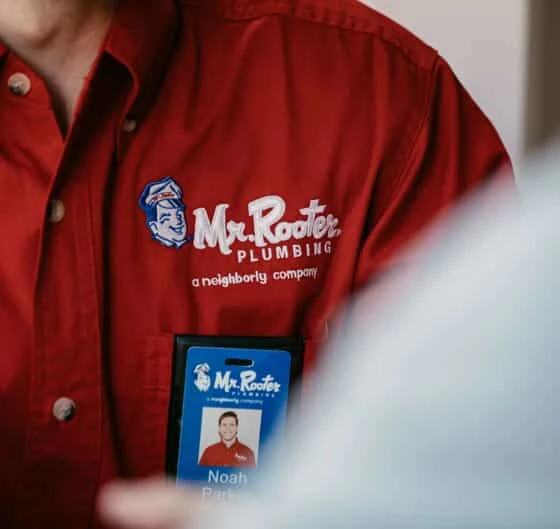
105 0 179 119
0 1 178 115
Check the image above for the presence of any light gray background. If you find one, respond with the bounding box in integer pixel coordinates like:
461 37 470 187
366 0 529 171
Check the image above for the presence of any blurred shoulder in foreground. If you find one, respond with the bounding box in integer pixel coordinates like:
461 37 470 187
198 143 559 529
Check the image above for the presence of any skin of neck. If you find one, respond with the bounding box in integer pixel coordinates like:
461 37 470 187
0 0 116 133
0 0 114 58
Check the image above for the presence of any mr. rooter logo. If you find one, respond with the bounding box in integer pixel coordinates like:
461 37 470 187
193 363 281 394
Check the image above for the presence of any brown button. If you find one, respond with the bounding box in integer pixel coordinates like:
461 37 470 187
48 199 65 223
122 118 138 133
52 397 76 422
7 72 31 96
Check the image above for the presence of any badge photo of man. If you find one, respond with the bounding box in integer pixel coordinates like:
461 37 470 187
199 411 257 468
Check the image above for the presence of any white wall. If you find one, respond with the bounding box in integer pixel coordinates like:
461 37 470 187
364 0 529 170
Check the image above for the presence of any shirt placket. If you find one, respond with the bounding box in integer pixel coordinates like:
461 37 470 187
11 60 120 529
17 176 104 527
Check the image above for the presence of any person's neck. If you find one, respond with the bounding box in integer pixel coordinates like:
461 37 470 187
0 0 113 56
0 0 115 134
223 438 237 448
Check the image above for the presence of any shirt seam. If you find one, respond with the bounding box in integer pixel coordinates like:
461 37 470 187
379 54 442 210
181 0 437 72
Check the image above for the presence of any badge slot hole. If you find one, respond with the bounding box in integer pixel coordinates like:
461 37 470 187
225 358 254 367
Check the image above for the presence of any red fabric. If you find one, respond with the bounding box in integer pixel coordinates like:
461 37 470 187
0 0 511 527
199 440 256 468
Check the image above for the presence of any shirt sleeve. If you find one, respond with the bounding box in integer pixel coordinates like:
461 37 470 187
199 448 210 466
353 56 513 290
247 448 256 467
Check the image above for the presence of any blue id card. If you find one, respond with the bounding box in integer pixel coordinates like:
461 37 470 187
167 337 302 502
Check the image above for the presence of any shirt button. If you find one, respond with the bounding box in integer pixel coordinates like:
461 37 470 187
122 118 138 133
48 199 65 223
52 397 76 422
7 72 31 96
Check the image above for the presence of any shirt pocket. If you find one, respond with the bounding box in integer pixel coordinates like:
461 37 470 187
137 330 326 476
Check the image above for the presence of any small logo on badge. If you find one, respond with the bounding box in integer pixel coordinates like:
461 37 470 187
139 176 191 249
193 363 211 392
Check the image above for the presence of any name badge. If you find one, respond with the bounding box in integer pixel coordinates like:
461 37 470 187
166 336 303 502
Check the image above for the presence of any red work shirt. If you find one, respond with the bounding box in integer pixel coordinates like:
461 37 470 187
0 0 510 527
199 440 257 468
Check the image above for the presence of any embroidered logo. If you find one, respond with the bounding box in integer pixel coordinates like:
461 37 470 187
138 177 342 291
139 176 191 249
